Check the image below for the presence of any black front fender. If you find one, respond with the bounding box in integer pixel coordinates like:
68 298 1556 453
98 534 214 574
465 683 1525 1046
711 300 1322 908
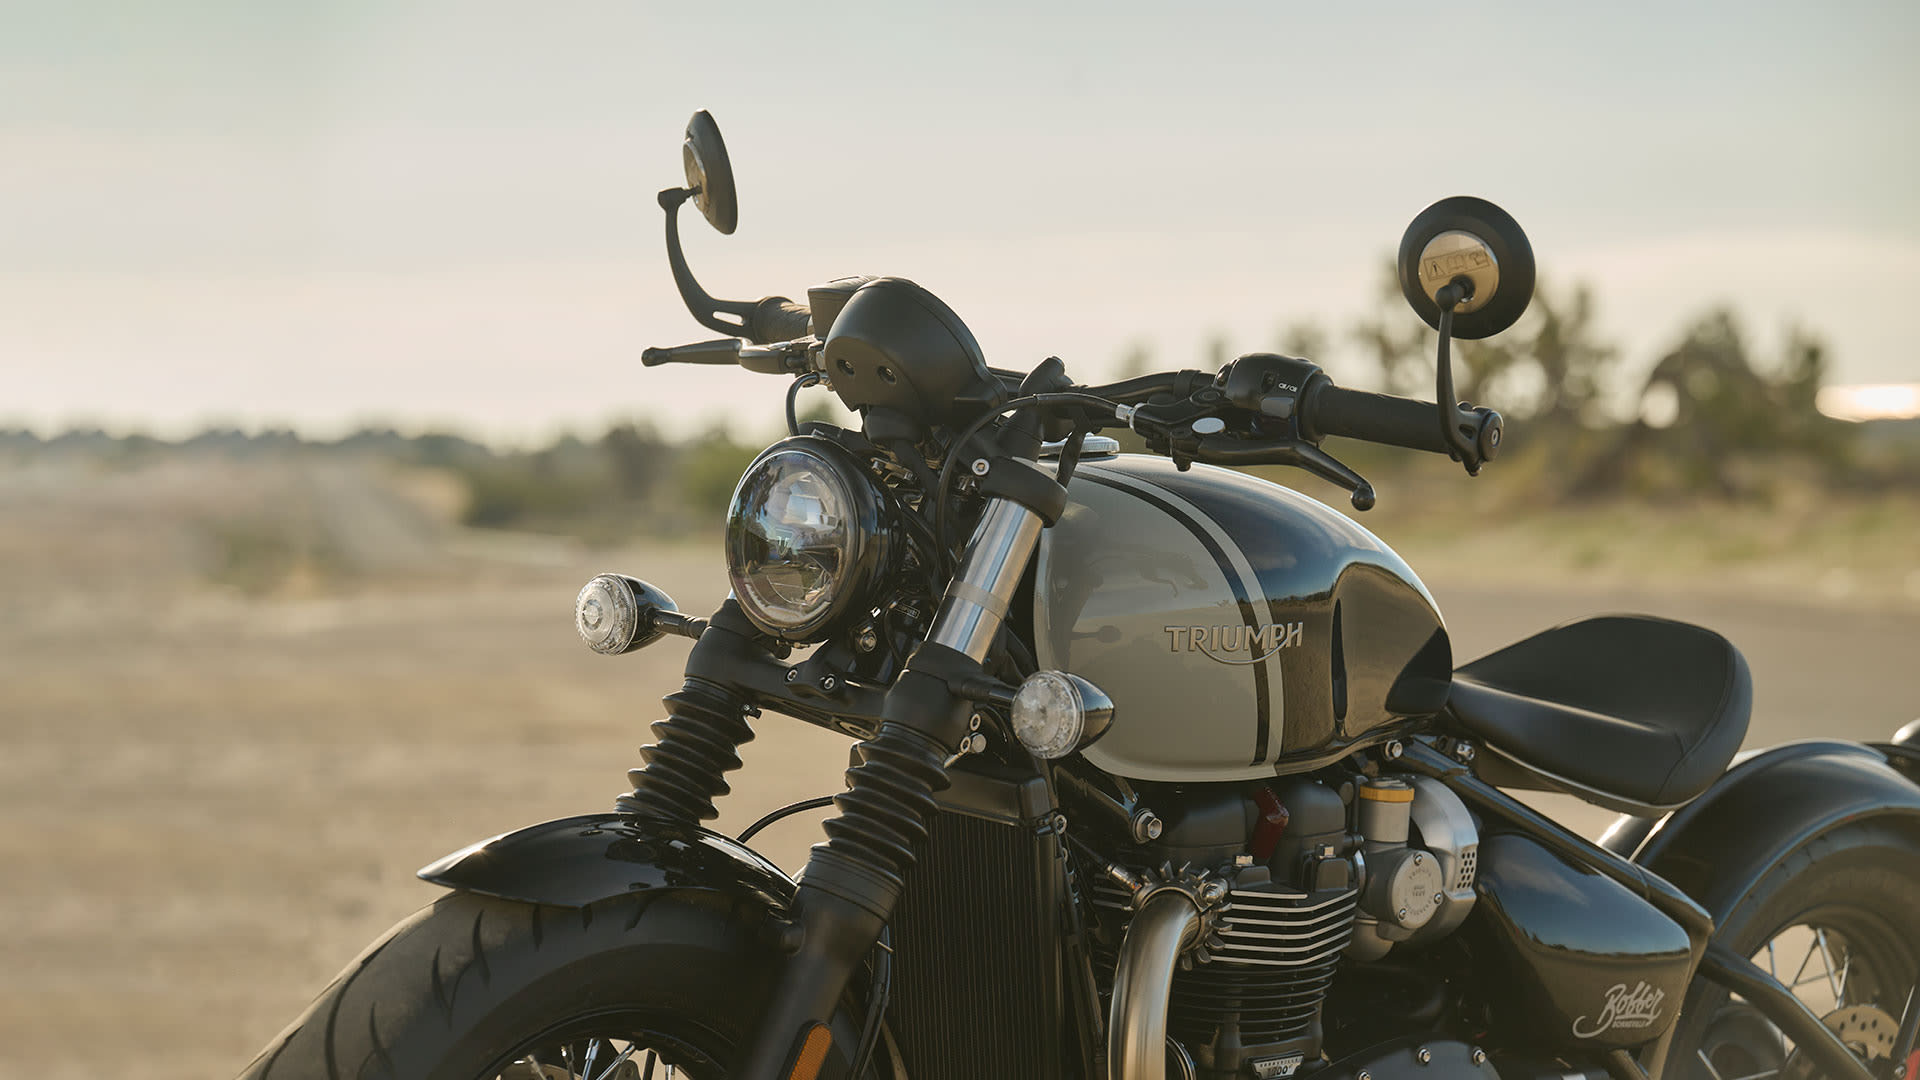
1629 740 1920 927
418 813 795 912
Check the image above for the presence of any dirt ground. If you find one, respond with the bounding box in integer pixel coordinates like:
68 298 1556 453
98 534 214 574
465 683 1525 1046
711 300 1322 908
3 475 1917 1079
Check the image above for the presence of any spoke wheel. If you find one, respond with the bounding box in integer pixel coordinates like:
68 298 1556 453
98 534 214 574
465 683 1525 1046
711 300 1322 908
1676 823 1920 1080
483 1011 732 1080
1696 915 1910 1080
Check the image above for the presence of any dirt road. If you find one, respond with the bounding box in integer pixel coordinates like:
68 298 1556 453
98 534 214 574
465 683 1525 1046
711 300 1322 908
2 548 1915 1079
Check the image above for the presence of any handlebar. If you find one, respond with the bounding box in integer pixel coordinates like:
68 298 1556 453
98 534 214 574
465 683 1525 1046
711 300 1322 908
747 296 812 344
1301 381 1504 464
1301 383 1452 454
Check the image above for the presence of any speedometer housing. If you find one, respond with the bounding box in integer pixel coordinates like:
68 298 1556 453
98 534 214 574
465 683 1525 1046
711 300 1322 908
725 435 895 643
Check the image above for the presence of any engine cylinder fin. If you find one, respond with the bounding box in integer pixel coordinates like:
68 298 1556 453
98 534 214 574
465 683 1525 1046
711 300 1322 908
1088 865 1358 1074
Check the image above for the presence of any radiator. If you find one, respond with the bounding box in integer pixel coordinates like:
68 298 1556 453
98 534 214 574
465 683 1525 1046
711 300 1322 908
887 806 1066 1079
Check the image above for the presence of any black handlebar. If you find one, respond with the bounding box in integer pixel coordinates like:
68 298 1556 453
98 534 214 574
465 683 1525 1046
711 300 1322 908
747 296 813 345
1301 383 1452 454
1300 380 1503 465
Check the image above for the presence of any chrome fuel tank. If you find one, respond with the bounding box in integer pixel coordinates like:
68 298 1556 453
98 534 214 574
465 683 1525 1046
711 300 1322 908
1034 456 1450 782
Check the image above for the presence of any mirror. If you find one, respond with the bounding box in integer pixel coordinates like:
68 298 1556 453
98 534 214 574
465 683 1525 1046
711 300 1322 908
681 110 738 235
1396 196 1534 340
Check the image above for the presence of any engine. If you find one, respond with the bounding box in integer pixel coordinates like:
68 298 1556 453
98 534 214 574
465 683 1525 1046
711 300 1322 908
1073 766 1480 1079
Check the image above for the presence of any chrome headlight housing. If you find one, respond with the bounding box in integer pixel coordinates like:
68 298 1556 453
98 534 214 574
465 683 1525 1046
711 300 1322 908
725 436 893 642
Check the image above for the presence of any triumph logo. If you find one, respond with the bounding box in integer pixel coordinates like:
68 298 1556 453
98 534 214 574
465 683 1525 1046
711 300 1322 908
1165 622 1304 665
1571 981 1667 1038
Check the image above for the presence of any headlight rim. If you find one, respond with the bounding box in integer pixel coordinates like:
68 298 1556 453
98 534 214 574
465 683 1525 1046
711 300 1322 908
724 434 895 643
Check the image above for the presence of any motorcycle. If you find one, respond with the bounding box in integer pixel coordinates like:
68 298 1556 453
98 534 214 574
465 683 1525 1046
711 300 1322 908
242 111 1920 1080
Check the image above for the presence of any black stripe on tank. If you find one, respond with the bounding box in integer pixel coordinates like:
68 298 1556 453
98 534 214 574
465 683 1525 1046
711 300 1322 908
1078 472 1272 765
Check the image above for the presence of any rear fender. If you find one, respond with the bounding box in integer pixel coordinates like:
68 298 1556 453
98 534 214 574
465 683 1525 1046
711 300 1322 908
418 813 796 913
1626 740 1920 926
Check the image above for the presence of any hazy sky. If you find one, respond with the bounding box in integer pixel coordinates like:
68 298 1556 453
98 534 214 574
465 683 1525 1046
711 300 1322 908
4 1 1916 440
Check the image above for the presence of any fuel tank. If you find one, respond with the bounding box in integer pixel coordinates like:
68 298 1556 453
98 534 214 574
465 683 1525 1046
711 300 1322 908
1033 455 1450 782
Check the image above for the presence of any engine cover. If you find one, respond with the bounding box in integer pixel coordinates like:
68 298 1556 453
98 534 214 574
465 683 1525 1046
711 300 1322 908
1033 455 1451 782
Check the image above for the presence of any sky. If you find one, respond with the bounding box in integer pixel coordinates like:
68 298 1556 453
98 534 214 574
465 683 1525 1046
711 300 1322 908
3 0 1916 442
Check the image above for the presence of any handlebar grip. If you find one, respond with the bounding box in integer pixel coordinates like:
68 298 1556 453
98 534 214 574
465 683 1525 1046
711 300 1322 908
746 296 813 345
1302 382 1452 455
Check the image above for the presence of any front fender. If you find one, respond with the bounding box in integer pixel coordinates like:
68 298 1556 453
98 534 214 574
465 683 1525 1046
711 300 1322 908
418 813 795 911
1630 740 1920 927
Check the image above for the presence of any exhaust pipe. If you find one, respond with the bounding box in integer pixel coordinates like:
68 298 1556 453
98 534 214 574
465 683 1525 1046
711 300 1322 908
1108 888 1204 1080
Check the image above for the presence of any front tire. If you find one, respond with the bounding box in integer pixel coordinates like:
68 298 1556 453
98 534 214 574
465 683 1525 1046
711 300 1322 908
237 890 874 1080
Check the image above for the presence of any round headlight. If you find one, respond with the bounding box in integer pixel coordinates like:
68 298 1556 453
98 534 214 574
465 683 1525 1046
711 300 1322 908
1011 671 1115 759
725 437 891 641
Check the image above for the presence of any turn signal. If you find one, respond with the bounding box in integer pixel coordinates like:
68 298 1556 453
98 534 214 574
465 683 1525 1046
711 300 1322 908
1010 671 1115 759
574 574 678 655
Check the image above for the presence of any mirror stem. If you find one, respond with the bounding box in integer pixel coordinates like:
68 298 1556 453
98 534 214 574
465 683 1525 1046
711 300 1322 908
659 186 758 337
1433 276 1500 476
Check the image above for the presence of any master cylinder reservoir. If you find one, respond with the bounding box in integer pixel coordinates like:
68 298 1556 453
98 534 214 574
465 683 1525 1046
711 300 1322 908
1349 777 1445 959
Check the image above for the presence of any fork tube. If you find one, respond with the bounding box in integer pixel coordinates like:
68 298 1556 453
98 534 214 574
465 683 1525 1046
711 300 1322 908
739 492 1053 1080
929 497 1044 660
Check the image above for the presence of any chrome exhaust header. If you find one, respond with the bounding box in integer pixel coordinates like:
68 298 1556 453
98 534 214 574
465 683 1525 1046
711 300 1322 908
1106 868 1225 1080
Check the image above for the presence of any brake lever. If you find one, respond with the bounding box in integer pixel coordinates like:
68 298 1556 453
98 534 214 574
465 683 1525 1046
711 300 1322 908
641 338 813 375
641 339 744 366
1189 434 1376 511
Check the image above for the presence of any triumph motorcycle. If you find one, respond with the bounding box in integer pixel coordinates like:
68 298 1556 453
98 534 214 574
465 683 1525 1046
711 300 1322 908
242 112 1920 1080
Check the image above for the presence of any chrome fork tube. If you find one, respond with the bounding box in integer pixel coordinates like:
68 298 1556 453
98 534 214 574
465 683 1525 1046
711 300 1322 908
1109 889 1204 1080
928 495 1044 662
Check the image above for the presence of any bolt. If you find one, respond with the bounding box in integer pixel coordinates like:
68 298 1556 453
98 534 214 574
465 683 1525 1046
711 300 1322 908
1471 1049 1487 1066
1200 880 1229 903
854 625 879 653
1359 1071 1373 1080
784 668 799 683
1453 741 1476 764
1417 1047 1432 1065
819 674 838 692
971 458 991 476
1413 852 1424 865
961 732 986 755
969 711 986 731
1433 892 1445 904
1398 907 1408 919
1132 808 1164 843
1384 739 1404 760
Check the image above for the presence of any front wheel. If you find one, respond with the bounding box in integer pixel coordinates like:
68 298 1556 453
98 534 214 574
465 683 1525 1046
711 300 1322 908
237 891 880 1080
1671 822 1920 1080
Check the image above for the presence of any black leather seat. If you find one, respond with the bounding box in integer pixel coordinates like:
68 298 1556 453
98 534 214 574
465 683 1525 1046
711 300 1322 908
1448 615 1751 810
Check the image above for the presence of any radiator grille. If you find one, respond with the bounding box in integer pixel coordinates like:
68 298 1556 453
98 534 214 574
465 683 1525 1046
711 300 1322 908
887 808 1062 1080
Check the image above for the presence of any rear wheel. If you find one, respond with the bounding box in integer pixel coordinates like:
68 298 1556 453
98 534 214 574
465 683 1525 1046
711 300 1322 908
1673 823 1920 1080
237 890 879 1080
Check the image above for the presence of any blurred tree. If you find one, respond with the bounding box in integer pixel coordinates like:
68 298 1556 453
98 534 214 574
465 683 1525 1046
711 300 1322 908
1572 310 1849 497
1117 340 1155 380
679 425 760 514
1204 333 1232 369
600 421 667 500
1350 262 1429 396
1278 320 1328 360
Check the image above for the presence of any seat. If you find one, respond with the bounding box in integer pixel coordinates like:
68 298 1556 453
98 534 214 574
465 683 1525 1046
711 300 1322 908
1448 615 1751 811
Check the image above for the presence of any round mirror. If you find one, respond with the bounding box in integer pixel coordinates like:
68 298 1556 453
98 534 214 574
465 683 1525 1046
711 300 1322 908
1396 196 1534 340
681 110 738 235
